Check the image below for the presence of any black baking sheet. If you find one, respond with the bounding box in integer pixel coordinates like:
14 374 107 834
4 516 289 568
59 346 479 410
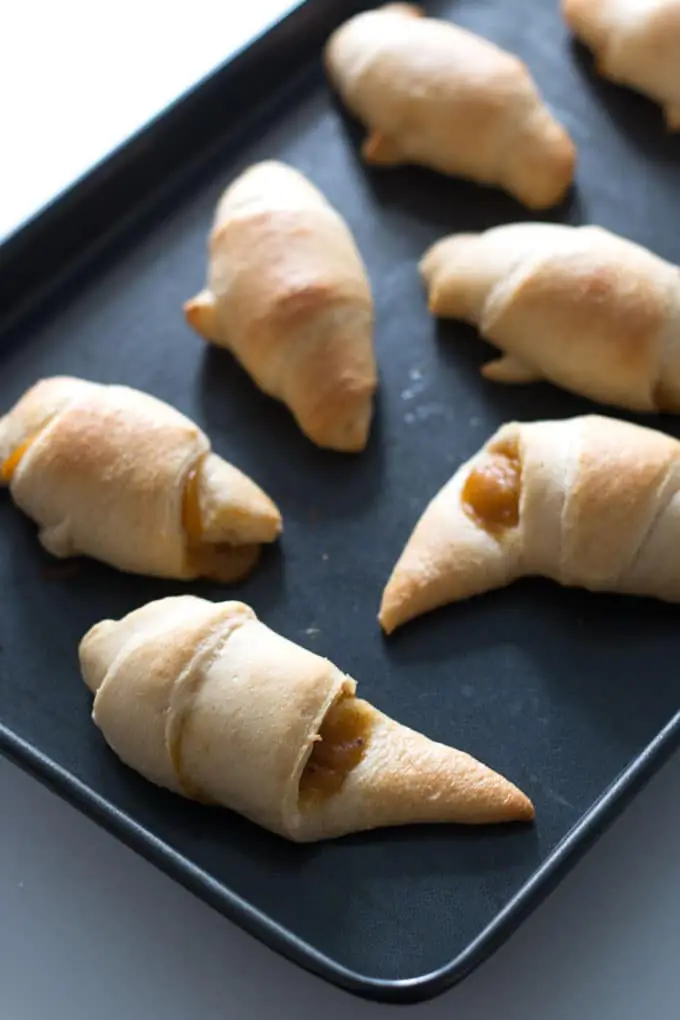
2 0 680 1004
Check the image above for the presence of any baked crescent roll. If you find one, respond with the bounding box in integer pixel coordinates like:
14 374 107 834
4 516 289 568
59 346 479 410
380 415 680 632
184 161 376 453
80 596 534 841
421 223 680 413
563 0 680 130
324 3 576 209
0 377 281 581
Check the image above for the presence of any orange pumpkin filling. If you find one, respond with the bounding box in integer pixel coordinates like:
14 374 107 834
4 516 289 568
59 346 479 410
462 436 521 534
299 696 373 803
182 462 204 545
0 435 36 483
181 458 259 583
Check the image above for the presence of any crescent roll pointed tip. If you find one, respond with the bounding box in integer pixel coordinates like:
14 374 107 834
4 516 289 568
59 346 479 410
507 114 576 212
195 452 282 546
185 161 376 453
80 597 534 841
298 699 535 840
380 430 523 633
183 289 219 342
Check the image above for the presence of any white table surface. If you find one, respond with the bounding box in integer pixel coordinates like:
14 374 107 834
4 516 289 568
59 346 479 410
2 3 680 1017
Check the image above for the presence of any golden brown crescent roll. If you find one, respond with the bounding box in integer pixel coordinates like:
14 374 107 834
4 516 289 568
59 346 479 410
324 3 576 209
380 415 680 632
80 596 534 841
0 377 281 581
421 223 680 413
184 161 376 453
563 0 680 129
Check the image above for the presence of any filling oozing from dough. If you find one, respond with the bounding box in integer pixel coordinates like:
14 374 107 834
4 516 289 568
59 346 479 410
0 435 37 483
182 459 259 582
182 462 205 544
299 695 373 804
461 435 522 534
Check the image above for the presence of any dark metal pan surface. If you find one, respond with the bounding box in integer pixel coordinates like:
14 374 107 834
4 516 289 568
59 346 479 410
1 0 679 1003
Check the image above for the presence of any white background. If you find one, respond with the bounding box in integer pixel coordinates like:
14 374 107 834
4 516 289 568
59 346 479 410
0 0 297 241
2 2 680 1017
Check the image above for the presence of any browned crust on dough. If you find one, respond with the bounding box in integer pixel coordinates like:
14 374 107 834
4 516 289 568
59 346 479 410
485 251 667 407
